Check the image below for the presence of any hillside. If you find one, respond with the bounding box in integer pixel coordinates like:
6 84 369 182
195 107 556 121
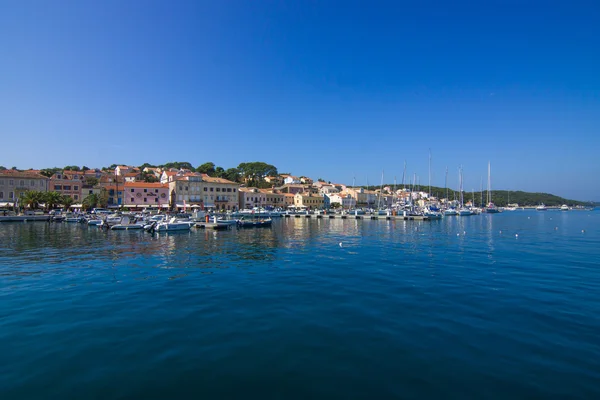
360 185 593 207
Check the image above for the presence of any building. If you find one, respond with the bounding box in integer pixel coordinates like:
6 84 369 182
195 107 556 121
346 187 378 207
238 187 267 210
168 172 205 209
283 175 301 185
283 193 295 208
264 176 283 186
199 175 239 211
325 193 356 209
294 192 324 209
0 170 49 205
123 182 169 209
115 165 139 177
49 171 85 201
259 189 285 209
275 184 305 195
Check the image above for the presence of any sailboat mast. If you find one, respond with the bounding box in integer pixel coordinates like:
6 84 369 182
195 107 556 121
480 176 483 208
402 160 406 191
487 161 491 205
378 170 384 209
445 166 448 202
428 149 431 198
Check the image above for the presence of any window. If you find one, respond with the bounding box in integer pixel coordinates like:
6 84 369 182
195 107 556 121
204 187 207 192
19 180 24 187
131 188 134 192
233 189 236 192
74 186 78 190
74 195 78 200
155 189 158 193
0 180 3 185
9 180 14 185
131 198 134 202
154 198 158 203
144 189 147 193
64 185 71 190
9 192 14 199
210 187 213 192
179 186 183 191
0 192 3 199
30 181 35 186
185 186 188 191
143 198 147 202
54 185 62 190
227 188 232 192
216 188 220 192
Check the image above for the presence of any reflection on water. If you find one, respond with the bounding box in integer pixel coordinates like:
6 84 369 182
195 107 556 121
1 212 600 398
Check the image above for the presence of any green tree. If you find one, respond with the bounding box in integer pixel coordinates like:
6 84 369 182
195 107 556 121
161 161 193 170
43 191 63 210
0 166 6 170
82 166 90 171
82 194 99 211
223 168 241 182
85 177 99 186
214 166 225 178
97 188 109 208
237 162 278 186
142 172 159 183
40 167 61 177
64 165 81 171
196 162 216 175
61 195 74 210
21 190 44 209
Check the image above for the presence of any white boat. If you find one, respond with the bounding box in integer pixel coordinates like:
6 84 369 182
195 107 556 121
423 208 442 219
444 208 459 216
560 204 569 211
153 217 193 232
459 208 472 216
536 204 547 211
111 216 145 230
64 213 84 223
87 218 103 226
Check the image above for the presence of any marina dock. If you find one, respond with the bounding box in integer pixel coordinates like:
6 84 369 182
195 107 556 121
283 213 431 221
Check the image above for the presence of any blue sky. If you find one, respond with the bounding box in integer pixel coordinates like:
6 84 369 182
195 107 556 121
1 1 599 200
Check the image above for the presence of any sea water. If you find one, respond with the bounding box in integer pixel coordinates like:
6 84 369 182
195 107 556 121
1 211 599 398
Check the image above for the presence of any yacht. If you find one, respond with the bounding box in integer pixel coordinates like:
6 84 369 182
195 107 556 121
444 208 459 216
560 204 569 211
536 204 547 211
458 208 472 216
152 217 193 232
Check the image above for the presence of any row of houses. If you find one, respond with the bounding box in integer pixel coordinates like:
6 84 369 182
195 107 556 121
1 166 422 210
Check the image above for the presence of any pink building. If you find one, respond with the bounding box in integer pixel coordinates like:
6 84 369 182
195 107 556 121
123 182 169 209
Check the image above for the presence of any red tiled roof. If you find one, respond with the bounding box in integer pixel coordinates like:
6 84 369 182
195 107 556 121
123 182 168 188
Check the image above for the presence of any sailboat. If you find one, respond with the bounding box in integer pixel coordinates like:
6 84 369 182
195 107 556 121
458 167 472 216
504 190 517 211
485 161 500 213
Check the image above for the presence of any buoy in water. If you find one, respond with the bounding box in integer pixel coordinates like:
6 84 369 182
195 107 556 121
339 242 343 247
515 234 519 238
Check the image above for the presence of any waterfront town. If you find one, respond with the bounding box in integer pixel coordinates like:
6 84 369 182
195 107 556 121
0 165 441 213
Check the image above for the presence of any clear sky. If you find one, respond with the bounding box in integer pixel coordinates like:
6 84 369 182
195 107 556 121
1 1 599 200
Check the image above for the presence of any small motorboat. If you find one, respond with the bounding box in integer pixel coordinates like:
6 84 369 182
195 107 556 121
236 218 273 228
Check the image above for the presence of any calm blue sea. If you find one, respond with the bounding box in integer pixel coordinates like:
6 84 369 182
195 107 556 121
1 210 599 399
